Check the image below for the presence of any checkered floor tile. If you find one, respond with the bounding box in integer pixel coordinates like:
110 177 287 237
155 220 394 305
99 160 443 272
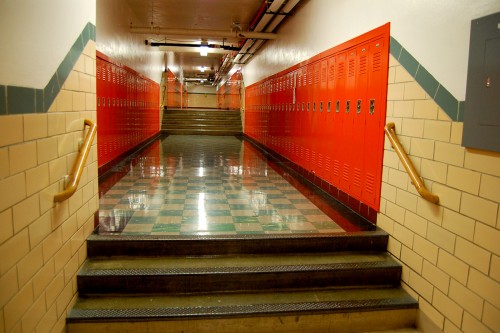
97 136 345 236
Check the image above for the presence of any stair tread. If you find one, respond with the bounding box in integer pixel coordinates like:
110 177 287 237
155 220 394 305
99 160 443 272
81 252 398 275
68 287 417 321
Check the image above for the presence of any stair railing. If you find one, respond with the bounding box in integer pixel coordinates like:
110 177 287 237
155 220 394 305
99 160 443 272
54 119 97 202
384 122 439 204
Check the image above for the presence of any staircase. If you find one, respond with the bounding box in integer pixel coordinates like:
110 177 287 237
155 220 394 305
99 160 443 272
67 231 418 333
162 107 242 135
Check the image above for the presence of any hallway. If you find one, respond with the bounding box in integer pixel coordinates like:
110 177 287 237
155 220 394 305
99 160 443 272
97 135 369 237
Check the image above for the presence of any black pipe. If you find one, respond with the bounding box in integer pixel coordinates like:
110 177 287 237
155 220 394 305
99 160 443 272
149 42 240 51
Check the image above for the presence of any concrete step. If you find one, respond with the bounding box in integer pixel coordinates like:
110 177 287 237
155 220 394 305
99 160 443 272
77 252 402 295
161 108 242 135
67 287 418 333
86 231 388 257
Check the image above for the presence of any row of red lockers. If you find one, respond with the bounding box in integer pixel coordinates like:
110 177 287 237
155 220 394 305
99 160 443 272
96 52 160 168
245 24 390 210
216 71 242 110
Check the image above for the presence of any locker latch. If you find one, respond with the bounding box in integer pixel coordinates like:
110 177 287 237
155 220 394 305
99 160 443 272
369 99 375 115
346 100 350 113
320 102 323 113
356 100 362 114
328 101 331 113
336 100 340 113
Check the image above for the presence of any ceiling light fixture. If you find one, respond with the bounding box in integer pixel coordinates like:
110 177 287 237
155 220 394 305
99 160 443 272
200 40 209 56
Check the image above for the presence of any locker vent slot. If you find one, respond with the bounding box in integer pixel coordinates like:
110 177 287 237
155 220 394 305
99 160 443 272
353 168 362 188
318 154 323 168
325 157 331 173
373 51 382 71
337 62 345 79
365 173 375 194
348 59 355 77
333 160 340 176
342 164 350 183
359 55 367 75
329 64 335 81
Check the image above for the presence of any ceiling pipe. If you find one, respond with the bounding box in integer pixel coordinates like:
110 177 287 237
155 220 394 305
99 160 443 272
130 26 277 40
149 42 240 51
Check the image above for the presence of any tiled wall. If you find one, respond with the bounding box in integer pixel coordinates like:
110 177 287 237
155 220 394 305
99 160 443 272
0 41 98 333
379 53 500 332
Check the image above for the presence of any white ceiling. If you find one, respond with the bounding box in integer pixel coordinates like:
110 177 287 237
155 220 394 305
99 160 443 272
126 0 265 82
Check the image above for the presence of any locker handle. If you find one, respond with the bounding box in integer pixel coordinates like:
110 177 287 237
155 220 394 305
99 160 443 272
356 100 362 114
385 122 439 205
369 99 375 115
346 100 350 113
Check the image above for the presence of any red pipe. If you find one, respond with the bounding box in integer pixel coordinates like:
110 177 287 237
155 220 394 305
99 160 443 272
248 0 268 31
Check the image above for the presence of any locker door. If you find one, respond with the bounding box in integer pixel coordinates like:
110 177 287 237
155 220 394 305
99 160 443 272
324 55 336 183
350 43 370 199
317 59 329 180
305 64 314 170
331 52 346 187
362 37 388 208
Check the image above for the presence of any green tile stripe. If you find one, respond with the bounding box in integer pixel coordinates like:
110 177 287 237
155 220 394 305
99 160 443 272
390 36 464 122
0 22 96 115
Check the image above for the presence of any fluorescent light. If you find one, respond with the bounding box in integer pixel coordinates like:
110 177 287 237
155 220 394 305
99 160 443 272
200 45 208 56
200 66 205 72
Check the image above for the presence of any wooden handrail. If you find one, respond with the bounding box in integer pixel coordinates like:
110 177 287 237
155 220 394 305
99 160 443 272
384 122 439 204
54 119 97 202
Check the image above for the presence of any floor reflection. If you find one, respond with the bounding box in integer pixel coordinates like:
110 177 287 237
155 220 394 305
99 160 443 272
97 135 348 236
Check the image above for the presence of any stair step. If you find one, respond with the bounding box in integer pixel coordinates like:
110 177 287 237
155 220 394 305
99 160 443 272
77 252 401 295
86 231 389 257
67 287 417 332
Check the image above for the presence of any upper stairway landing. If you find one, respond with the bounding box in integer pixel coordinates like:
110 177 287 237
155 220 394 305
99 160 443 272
162 107 242 135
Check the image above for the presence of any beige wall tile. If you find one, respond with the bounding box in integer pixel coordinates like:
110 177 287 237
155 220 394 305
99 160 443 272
396 189 418 212
416 197 443 225
376 214 395 234
413 100 438 120
401 118 424 137
434 141 464 167
23 114 48 141
86 92 96 110
0 229 29 275
56 281 73 318
0 209 13 245
44 272 64 309
3 281 33 332
49 156 67 185
427 223 455 253
404 211 428 237
26 163 50 196
482 302 500 333
491 255 500 282
64 71 80 91
47 113 66 136
16 244 43 287
32 258 55 299
413 235 438 265
393 223 414 248
37 137 58 165
76 203 89 229
79 73 92 93
464 149 500 178
437 250 468 285
449 279 484 320
386 201 406 225
450 122 463 145
0 267 18 308
39 182 59 215
409 137 434 159
442 208 475 241
0 115 23 147
9 141 37 175
387 235 402 258
57 132 75 157
394 66 414 83
388 168 409 190
423 120 451 142
68 189 83 215
84 55 94 75
56 89 73 111
432 289 463 327
431 182 461 211
61 214 77 243
401 246 423 273
420 159 447 183
387 82 405 101
460 193 498 226
12 194 40 233
383 149 400 169
21 293 46 333
422 260 450 293
52 200 69 230
29 212 52 250
479 174 500 203
447 165 481 195
0 308 4 333
408 269 433 301
467 268 499 308
35 302 57 333
54 241 72 274
42 227 62 263
393 100 414 117
404 81 427 100
73 91 86 111
473 223 500 256
64 253 80 285
419 298 445 330
462 313 492 333
0 148 9 180
455 237 491 274
70 226 84 256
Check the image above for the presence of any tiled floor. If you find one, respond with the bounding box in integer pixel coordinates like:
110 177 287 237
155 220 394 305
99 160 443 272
97 135 349 236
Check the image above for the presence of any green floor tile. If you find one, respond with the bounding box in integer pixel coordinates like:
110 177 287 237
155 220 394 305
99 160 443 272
233 216 260 223
206 210 231 216
159 210 183 216
261 223 290 232
152 224 181 232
